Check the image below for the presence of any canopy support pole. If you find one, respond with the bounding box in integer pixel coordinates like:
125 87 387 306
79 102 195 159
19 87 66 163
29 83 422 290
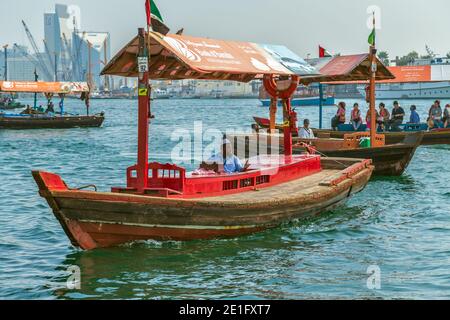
60 96 64 115
369 46 377 147
33 69 38 109
319 83 324 129
263 75 299 157
136 28 150 192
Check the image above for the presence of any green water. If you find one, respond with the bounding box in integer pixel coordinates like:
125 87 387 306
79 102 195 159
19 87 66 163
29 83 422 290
0 98 449 299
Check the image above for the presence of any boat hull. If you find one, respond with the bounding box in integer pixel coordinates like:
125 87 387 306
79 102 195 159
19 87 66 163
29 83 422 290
0 115 105 129
260 96 335 107
230 131 422 176
313 128 450 146
32 158 373 250
0 103 25 110
294 133 423 176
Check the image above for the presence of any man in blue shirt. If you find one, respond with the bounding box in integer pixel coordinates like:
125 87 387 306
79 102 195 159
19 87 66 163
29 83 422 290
204 139 250 174
409 105 420 124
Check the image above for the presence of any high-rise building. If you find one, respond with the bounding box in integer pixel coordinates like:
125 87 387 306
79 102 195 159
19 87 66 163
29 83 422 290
0 46 43 81
43 4 110 87
72 31 110 89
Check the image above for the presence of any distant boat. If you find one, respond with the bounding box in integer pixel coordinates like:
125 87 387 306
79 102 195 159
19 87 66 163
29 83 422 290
260 95 335 107
357 81 450 100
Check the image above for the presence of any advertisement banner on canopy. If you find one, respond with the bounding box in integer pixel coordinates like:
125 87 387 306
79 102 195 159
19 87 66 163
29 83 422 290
0 81 90 94
159 34 319 77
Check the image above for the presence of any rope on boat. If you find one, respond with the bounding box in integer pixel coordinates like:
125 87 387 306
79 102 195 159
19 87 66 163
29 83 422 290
72 184 98 192
294 142 350 169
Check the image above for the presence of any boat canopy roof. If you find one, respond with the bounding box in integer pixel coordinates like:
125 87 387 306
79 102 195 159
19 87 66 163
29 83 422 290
0 81 90 94
101 32 321 82
301 54 395 84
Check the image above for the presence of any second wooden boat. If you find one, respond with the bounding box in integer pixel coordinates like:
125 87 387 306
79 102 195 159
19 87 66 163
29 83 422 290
313 127 450 146
0 113 105 129
293 132 423 176
0 81 105 130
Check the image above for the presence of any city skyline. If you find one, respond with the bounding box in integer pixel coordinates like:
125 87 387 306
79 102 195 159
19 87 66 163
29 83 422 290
1 0 450 60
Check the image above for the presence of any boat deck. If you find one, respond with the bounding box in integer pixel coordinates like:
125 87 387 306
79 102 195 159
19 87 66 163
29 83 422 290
199 169 341 204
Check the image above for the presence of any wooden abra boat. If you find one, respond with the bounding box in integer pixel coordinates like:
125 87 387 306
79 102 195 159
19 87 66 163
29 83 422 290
0 113 105 129
0 81 104 130
33 29 374 250
33 156 373 249
313 127 450 146
293 132 423 176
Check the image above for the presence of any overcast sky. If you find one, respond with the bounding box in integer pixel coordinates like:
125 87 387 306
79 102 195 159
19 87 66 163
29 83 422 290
1 0 449 59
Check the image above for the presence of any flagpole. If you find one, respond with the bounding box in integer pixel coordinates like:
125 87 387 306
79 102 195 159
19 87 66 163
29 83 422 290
369 12 377 148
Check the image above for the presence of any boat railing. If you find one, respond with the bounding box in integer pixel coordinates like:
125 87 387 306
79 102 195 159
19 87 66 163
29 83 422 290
121 155 322 198
126 163 187 195
343 132 385 149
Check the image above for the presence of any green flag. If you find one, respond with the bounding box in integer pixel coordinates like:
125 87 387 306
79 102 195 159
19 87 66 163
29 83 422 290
151 0 164 23
368 28 376 46
146 0 170 34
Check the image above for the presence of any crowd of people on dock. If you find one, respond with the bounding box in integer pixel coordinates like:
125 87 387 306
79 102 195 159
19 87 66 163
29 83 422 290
329 100 450 132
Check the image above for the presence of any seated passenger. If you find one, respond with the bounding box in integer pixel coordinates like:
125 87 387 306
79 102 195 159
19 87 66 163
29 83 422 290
408 105 420 124
351 103 363 131
21 105 32 115
299 119 315 139
428 100 443 128
444 104 450 128
388 101 405 132
331 102 346 131
202 139 250 174
377 103 390 131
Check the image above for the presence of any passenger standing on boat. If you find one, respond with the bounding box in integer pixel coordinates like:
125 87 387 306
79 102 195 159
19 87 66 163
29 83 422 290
299 119 315 139
46 103 55 114
388 101 405 132
350 103 362 131
428 100 443 128
331 102 346 131
443 104 450 128
408 105 420 124
204 139 250 174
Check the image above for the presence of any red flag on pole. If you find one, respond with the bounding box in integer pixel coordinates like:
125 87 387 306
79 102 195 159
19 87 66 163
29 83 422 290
319 46 332 58
145 0 152 29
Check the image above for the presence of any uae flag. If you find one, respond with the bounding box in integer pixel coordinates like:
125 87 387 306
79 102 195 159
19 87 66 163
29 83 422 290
319 46 332 58
145 0 170 35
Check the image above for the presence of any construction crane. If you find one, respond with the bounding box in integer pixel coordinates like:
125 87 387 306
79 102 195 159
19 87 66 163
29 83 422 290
43 39 56 79
62 33 77 80
13 43 40 68
21 20 52 80
73 31 86 81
